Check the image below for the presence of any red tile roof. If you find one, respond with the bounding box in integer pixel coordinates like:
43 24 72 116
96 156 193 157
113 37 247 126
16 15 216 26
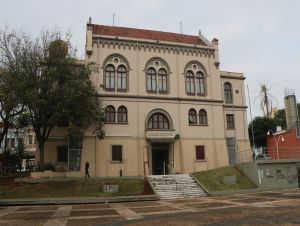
92 24 208 46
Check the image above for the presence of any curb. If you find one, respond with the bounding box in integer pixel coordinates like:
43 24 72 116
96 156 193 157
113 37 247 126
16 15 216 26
0 194 160 206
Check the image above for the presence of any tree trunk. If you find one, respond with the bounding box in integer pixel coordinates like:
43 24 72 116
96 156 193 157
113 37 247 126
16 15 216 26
38 141 45 170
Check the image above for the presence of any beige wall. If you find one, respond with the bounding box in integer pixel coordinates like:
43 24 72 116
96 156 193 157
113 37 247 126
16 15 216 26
39 24 251 177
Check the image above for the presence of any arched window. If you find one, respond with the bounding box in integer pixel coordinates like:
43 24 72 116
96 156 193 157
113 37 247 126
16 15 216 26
188 109 197 125
224 82 233 104
185 71 195 94
117 65 127 91
105 65 115 90
117 106 127 123
103 54 129 92
147 68 156 92
145 58 170 94
196 72 205 96
148 113 169 129
158 68 167 93
199 109 207 125
105 105 116 122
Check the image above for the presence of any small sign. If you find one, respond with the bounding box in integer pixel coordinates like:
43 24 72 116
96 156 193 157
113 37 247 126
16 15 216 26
103 185 119 193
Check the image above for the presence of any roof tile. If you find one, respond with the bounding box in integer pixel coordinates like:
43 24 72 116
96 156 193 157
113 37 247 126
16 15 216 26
92 24 207 46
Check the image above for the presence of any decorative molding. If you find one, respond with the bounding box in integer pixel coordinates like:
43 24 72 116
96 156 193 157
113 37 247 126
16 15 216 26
94 37 215 58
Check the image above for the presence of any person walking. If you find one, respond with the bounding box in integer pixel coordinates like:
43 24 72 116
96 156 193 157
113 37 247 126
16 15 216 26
85 161 90 178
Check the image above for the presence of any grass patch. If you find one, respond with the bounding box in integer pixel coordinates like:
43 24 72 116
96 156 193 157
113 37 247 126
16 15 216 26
0 178 151 199
193 166 257 192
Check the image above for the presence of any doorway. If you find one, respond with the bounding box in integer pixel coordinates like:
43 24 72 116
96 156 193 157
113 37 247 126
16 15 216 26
298 167 300 188
152 143 169 175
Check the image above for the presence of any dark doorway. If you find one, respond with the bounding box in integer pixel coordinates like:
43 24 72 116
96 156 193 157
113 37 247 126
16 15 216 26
152 143 169 175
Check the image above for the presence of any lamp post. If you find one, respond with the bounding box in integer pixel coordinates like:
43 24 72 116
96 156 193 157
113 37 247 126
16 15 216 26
267 130 285 160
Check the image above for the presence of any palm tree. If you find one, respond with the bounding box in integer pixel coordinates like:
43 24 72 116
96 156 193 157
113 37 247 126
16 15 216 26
255 82 277 118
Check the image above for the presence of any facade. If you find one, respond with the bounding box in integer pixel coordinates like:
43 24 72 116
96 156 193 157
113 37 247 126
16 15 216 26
38 19 250 177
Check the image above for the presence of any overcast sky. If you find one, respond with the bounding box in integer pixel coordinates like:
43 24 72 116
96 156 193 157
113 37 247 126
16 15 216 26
1 0 300 119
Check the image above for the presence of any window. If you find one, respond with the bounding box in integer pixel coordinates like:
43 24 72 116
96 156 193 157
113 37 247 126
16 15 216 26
199 109 207 125
224 82 233 104
57 146 68 162
10 138 15 148
146 68 157 92
105 105 116 122
148 113 169 129
188 109 197 125
145 58 170 94
196 72 205 96
117 65 127 91
184 62 207 96
117 106 127 123
185 71 195 94
196 145 205 160
226 114 235 129
105 65 115 90
158 68 167 93
112 145 122 161
103 54 129 92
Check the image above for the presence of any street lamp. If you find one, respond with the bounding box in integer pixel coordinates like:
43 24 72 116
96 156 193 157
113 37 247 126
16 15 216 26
266 130 285 160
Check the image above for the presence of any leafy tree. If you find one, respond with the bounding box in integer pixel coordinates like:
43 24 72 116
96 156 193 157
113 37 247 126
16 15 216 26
248 116 276 148
0 28 105 169
273 104 300 130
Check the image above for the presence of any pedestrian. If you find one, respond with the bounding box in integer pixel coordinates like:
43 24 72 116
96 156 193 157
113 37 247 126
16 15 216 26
85 161 90 178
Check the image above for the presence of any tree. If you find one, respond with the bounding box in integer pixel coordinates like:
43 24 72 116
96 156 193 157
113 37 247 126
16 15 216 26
0 28 105 169
248 116 276 148
255 83 276 118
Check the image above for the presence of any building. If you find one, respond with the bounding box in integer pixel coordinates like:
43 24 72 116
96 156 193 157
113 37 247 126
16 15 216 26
38 18 250 177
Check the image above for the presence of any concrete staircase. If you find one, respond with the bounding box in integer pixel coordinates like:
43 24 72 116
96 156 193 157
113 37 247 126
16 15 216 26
148 174 207 200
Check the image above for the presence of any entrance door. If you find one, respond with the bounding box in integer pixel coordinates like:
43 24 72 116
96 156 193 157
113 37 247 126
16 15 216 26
152 143 169 175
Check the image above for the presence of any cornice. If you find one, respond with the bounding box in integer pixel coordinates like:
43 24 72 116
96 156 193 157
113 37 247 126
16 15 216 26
92 36 216 58
220 75 246 80
99 93 223 104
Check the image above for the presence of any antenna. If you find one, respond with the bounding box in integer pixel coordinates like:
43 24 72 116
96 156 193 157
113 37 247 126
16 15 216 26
113 13 115 27
180 21 183 34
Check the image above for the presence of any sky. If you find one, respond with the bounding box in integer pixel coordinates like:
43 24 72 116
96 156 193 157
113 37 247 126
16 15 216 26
1 0 300 120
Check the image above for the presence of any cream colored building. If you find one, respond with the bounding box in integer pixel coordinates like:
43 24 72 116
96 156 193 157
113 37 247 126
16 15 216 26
38 19 251 177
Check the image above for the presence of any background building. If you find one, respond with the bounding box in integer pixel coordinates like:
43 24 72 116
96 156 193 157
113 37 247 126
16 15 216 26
39 19 251 177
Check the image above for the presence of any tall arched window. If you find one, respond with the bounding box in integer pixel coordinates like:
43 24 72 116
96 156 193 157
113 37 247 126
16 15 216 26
184 61 207 96
145 58 170 94
196 72 205 96
105 105 116 122
147 68 156 92
185 71 195 94
158 68 167 93
117 65 127 91
117 106 127 123
199 109 207 125
105 65 115 90
224 82 233 104
188 109 197 125
103 54 129 92
148 113 169 129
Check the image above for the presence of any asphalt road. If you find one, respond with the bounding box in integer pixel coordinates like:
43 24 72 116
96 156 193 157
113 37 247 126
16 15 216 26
1 188 300 225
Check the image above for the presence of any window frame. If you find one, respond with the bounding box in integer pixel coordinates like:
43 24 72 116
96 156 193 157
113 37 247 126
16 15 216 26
117 65 127 91
111 145 123 162
105 105 116 123
185 70 195 95
146 67 157 93
199 109 208 125
226 114 235 129
224 82 233 104
117 106 128 123
158 68 168 94
104 64 115 91
188 108 198 125
195 145 205 161
148 113 170 130
195 71 205 96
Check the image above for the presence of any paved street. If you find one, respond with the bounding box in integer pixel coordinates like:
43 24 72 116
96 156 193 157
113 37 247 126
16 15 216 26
1 189 300 225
